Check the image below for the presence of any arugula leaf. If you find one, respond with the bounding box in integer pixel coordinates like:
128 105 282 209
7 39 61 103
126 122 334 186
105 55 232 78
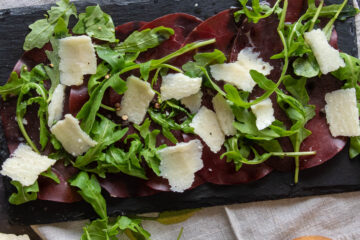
69 171 107 219
104 146 147 179
81 217 151 240
276 89 315 183
23 0 77 50
115 216 151 239
224 70 279 108
148 108 194 144
0 72 24 100
182 49 226 77
115 27 174 53
332 52 360 99
133 118 166 175
234 0 282 23
87 62 110 94
27 96 49 150
9 181 39 205
44 38 61 99
306 0 359 21
74 115 148 179
95 46 124 74
182 49 226 95
75 115 128 168
1 65 50 153
192 49 227 67
77 74 127 134
293 54 320 78
232 107 281 141
140 61 153 82
73 5 116 42
81 218 116 240
350 136 360 159
41 168 61 184
54 17 70 38
222 135 315 171
282 75 309 105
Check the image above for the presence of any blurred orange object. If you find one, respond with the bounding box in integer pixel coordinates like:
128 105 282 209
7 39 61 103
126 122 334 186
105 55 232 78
293 236 332 240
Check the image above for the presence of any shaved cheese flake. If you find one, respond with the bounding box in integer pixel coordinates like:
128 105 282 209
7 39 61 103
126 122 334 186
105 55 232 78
59 36 97 86
325 88 360 137
304 29 345 74
47 84 65 127
0 144 56 186
161 73 202 100
190 106 225 153
117 76 155 124
50 114 97 156
159 139 203 192
0 233 30 240
212 94 236 136
181 91 203 113
251 98 275 130
210 47 273 92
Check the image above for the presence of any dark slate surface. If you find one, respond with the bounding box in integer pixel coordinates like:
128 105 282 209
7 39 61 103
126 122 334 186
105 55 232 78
0 0 359 228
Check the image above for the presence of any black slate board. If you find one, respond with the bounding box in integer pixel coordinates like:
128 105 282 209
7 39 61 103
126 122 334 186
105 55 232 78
0 0 359 226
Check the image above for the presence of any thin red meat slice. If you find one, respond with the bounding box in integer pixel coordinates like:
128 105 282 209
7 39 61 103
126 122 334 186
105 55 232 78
99 174 131 198
299 75 347 169
137 13 202 62
69 84 89 116
38 161 82 202
285 0 305 23
175 9 238 68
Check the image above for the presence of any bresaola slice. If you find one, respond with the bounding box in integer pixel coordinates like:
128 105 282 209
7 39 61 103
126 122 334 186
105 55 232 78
137 13 202 62
38 161 82 202
175 9 239 68
299 75 346 169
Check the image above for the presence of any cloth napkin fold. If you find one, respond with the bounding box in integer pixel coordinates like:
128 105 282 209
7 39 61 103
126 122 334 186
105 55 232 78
33 192 360 240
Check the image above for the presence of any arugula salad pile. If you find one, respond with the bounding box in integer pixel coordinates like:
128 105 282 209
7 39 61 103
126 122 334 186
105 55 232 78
0 0 360 238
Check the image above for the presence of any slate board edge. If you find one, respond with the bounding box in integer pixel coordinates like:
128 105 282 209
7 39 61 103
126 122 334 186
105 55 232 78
0 0 359 225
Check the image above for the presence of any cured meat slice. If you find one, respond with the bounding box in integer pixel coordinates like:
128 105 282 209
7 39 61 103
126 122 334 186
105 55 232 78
299 75 346 169
68 84 89 116
175 9 238 68
137 13 202 62
285 0 305 23
38 161 82 202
